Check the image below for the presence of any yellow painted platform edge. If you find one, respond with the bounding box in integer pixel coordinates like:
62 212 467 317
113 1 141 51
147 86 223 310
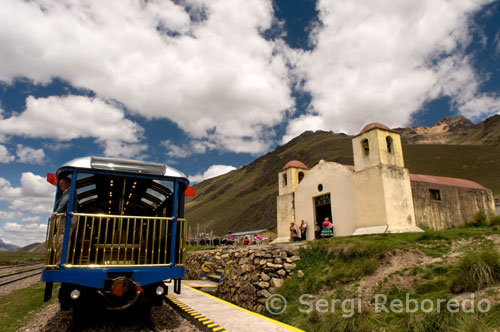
165 294 228 332
184 285 305 332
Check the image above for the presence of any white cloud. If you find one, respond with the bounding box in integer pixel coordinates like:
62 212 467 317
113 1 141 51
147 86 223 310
286 0 500 137
0 222 47 246
0 210 23 220
189 165 237 183
0 95 146 158
16 144 45 164
0 144 15 163
21 216 42 223
0 0 294 155
0 172 55 214
280 115 329 144
43 142 71 151
162 139 217 158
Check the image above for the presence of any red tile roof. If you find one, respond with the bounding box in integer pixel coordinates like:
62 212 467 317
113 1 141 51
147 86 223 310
281 160 309 171
409 174 487 190
359 122 390 134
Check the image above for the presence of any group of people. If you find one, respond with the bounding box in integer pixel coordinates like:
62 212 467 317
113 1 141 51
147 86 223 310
290 217 334 241
224 231 263 245
289 219 307 241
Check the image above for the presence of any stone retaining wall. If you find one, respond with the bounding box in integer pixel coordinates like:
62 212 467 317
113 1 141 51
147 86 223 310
185 246 300 312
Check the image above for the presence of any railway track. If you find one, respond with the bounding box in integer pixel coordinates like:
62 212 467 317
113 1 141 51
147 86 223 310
0 262 42 271
0 267 43 287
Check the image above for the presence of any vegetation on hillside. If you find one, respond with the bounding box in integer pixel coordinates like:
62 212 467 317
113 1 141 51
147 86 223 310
271 220 500 332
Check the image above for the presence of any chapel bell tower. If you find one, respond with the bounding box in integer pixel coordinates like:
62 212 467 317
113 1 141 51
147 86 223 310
352 123 421 234
275 160 309 242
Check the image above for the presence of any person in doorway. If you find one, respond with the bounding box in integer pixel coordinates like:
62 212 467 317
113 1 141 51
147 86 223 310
299 220 307 241
290 221 299 241
320 217 333 238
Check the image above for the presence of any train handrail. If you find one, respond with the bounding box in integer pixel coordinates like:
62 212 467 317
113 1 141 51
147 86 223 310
45 213 186 269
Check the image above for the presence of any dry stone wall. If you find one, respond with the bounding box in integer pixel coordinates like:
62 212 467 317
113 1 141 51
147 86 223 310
185 246 300 312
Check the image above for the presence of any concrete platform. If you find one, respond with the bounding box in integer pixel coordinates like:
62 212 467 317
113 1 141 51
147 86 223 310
182 279 219 292
167 284 303 332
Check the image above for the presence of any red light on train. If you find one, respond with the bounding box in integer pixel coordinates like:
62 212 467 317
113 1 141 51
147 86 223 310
46 173 58 186
186 186 196 197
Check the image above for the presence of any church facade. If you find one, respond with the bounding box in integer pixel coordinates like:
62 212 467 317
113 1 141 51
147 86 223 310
275 123 496 242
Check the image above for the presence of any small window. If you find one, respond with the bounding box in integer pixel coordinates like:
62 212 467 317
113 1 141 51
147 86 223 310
317 184 323 192
386 136 393 153
361 139 370 156
298 171 304 183
429 189 441 201
283 173 287 186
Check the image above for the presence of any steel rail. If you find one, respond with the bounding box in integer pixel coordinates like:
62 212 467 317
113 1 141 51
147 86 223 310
0 267 44 279
0 271 42 287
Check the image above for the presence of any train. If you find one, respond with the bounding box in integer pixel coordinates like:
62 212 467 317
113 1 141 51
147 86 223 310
42 156 190 315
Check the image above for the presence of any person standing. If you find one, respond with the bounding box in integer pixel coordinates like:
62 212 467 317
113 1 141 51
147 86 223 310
299 219 307 241
52 176 77 263
320 217 334 238
290 221 299 241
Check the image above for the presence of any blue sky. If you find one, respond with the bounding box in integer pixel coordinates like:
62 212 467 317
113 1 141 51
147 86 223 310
0 0 499 246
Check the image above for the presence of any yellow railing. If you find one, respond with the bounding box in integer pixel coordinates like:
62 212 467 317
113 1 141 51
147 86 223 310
45 213 186 269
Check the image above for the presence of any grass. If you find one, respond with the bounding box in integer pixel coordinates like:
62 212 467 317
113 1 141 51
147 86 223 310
271 225 500 331
0 251 45 266
186 244 217 253
0 282 58 332
449 249 500 293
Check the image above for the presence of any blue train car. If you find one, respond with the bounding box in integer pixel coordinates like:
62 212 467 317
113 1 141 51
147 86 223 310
42 156 188 313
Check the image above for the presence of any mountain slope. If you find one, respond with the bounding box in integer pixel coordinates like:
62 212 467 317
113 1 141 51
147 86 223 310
398 114 500 146
0 239 20 252
18 242 45 252
185 115 500 235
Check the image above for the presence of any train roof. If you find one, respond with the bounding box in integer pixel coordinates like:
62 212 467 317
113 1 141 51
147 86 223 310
58 156 187 179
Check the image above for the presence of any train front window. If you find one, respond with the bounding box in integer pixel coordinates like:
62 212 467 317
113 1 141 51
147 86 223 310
75 172 175 217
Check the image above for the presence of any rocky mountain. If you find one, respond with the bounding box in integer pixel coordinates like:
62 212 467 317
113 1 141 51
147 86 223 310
397 114 500 146
185 115 500 236
0 239 20 252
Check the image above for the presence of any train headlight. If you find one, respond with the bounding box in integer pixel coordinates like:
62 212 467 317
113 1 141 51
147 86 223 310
155 285 165 296
70 289 81 300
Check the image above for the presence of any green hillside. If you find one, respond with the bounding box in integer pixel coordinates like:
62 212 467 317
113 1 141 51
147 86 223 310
186 119 500 235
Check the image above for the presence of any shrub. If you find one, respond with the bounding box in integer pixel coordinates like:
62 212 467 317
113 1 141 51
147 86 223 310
488 215 500 227
318 308 377 332
466 212 488 227
449 249 500 293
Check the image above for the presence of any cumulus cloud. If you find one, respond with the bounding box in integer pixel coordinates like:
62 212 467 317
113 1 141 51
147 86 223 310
0 222 47 246
0 210 23 220
0 0 294 154
0 144 15 163
0 172 55 214
285 0 500 138
16 144 45 164
162 139 217 158
189 165 237 183
0 95 145 158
